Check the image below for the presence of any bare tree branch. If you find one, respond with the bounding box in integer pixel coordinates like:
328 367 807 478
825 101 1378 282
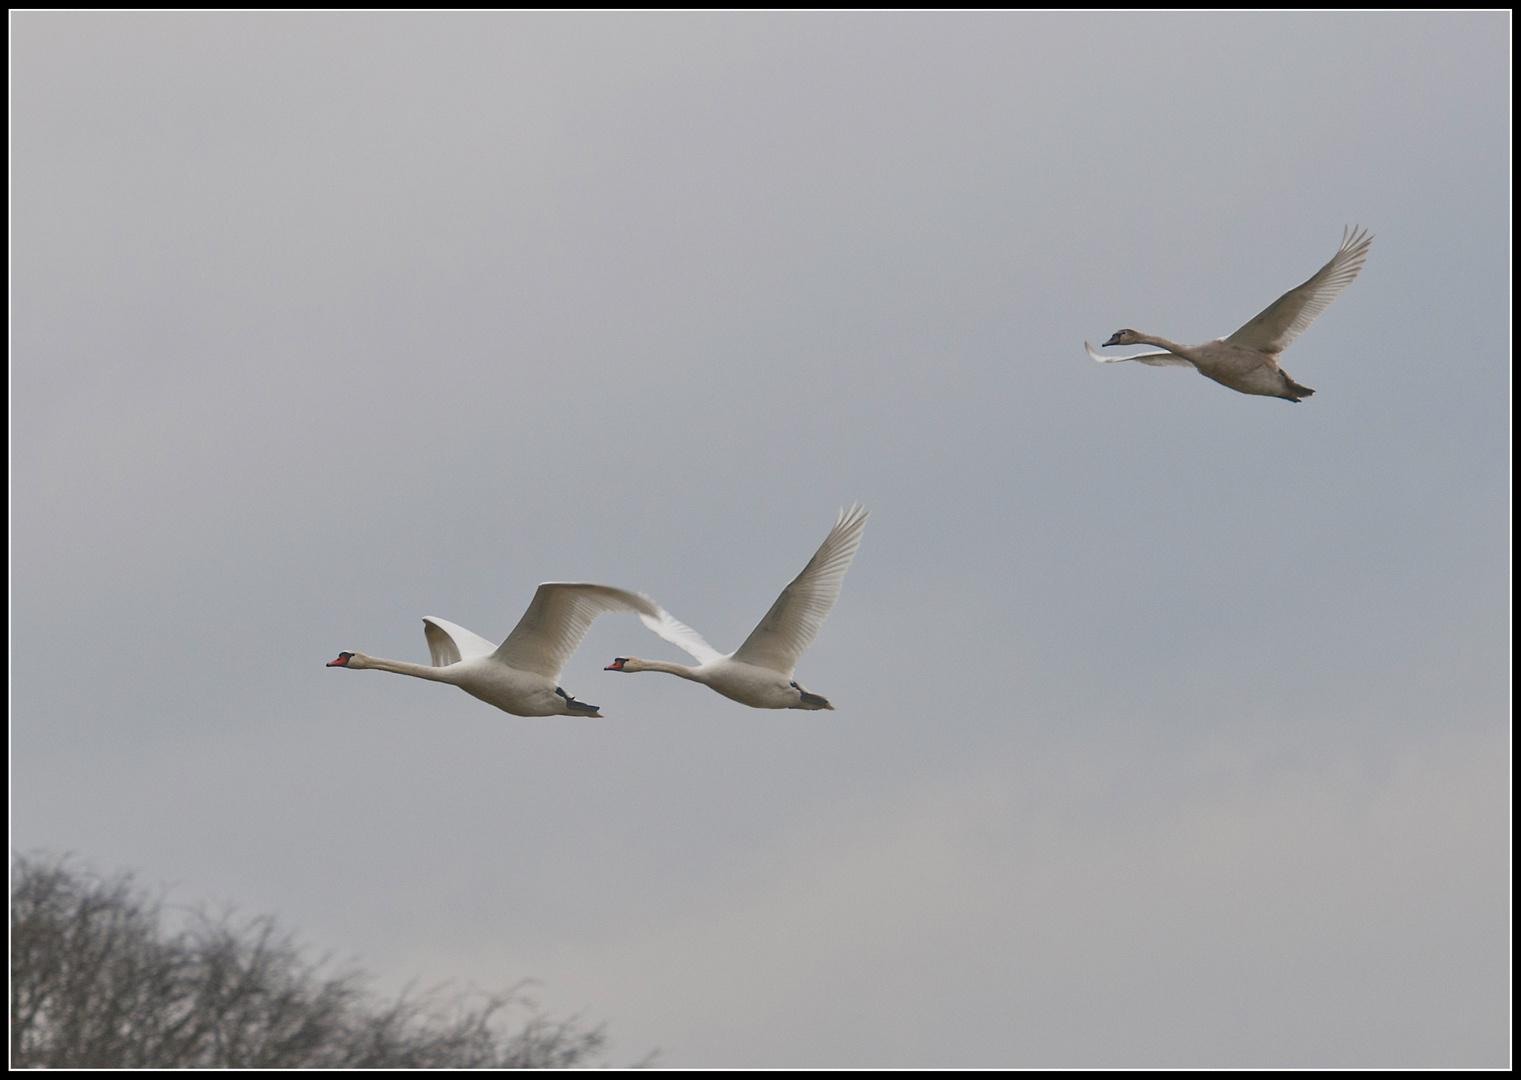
11 854 648 1068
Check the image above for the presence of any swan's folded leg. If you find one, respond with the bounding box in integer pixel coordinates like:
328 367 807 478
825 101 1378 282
790 682 834 710
1280 375 1314 402
556 687 602 715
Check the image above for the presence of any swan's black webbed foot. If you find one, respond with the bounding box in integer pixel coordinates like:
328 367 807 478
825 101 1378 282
556 686 601 713
791 681 833 710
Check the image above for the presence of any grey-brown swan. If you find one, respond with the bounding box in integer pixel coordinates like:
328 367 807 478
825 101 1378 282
1087 226 1372 402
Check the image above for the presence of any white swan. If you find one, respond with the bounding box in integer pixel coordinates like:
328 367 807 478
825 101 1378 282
604 504 869 711
1087 226 1373 402
327 583 661 717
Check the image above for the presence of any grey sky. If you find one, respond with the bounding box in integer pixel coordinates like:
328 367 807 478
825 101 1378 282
11 12 1508 1066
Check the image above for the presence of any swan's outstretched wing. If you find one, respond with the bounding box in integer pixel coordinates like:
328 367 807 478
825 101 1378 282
423 617 498 667
1085 341 1195 368
1226 226 1372 354
732 504 869 676
635 607 725 665
494 583 661 679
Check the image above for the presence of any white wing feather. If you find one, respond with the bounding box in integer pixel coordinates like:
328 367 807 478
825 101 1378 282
731 504 869 676
493 583 661 679
636 607 725 665
1085 341 1195 368
422 617 498 667
1226 226 1373 354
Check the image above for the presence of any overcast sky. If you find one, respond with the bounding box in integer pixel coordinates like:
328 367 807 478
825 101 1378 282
11 12 1509 1067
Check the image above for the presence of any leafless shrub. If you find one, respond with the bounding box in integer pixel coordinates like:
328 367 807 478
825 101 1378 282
11 854 635 1068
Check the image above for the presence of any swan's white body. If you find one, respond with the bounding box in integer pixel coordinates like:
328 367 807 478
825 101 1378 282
328 583 660 717
605 504 869 711
1087 226 1372 402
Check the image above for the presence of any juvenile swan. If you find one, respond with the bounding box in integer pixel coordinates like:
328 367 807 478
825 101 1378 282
604 504 869 711
327 583 660 717
1087 226 1372 402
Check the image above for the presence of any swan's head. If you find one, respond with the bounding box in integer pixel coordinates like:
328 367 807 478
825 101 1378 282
327 651 362 668
605 657 640 672
1103 329 1142 347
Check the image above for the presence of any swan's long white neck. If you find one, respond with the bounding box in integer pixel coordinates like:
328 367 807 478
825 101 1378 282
347 653 458 683
613 657 703 681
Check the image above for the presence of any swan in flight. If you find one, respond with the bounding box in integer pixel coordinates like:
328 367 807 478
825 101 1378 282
604 504 869 711
327 583 661 717
1087 226 1373 402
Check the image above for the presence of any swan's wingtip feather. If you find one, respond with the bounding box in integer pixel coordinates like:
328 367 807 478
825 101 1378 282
1340 224 1374 257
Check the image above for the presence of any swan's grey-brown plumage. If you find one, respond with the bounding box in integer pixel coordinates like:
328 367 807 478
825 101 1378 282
1087 226 1372 402
327 582 660 717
